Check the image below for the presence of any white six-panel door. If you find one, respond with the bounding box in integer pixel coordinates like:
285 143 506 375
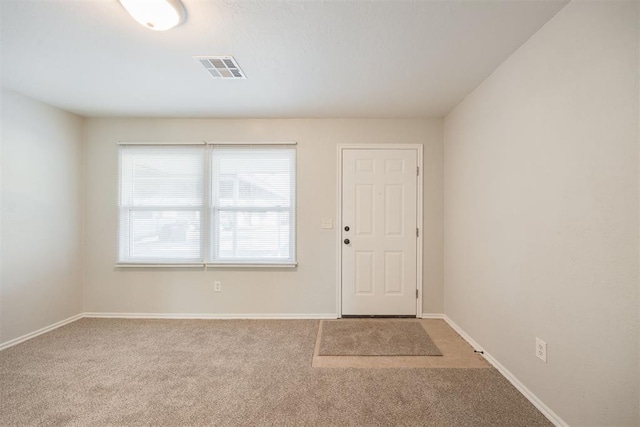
341 149 418 316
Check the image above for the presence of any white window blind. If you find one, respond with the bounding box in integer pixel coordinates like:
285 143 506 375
118 145 205 264
117 143 296 266
209 146 296 264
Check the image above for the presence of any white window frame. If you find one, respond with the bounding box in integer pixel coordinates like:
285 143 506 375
116 141 297 268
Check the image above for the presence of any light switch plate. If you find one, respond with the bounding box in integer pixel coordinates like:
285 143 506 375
321 218 333 229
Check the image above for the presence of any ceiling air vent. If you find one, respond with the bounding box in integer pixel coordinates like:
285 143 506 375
194 56 246 79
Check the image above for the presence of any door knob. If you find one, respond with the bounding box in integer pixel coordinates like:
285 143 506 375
344 239 350 244
344 226 350 231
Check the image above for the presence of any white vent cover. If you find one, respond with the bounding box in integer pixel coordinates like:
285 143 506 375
194 56 246 79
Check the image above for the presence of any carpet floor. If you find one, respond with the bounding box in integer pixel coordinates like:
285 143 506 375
0 318 552 426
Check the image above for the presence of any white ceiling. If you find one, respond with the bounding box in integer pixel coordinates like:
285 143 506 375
0 0 568 118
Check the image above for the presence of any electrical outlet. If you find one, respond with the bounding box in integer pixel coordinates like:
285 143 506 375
214 281 222 292
536 337 547 363
321 218 333 229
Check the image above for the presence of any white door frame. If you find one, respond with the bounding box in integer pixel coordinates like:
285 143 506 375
336 144 423 318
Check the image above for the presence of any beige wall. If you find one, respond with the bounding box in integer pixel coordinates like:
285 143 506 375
83 118 443 316
0 90 84 345
444 1 639 426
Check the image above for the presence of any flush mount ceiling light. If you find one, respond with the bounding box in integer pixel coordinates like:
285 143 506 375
119 0 186 31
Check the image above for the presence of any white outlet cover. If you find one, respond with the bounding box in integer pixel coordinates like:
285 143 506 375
536 337 547 363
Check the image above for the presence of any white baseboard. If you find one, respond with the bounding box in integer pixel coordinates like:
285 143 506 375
443 315 568 427
420 313 445 319
83 312 338 320
0 313 84 351
442 315 484 351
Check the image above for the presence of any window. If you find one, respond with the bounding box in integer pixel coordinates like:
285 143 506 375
210 147 296 264
117 143 296 266
117 145 204 264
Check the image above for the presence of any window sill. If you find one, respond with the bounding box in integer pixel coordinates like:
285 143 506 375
206 263 297 268
115 263 297 269
116 263 205 268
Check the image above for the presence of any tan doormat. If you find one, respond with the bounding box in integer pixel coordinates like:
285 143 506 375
318 320 442 356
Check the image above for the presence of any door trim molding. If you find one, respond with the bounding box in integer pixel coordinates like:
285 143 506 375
336 144 424 318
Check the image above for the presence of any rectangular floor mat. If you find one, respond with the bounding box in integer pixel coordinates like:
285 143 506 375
318 320 443 356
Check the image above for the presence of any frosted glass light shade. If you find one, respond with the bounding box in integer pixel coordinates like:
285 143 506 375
119 0 186 31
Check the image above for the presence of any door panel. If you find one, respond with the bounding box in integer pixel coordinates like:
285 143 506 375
355 184 374 236
341 149 417 316
355 251 374 294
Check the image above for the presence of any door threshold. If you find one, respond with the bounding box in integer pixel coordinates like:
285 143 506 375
341 315 416 319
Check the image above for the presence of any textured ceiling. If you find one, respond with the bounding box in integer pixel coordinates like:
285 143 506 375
0 0 568 118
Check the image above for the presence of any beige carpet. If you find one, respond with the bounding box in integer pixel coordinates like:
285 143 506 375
0 318 553 426
318 319 442 356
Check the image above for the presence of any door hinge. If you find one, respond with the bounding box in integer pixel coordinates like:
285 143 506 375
416 289 419 299
417 166 419 176
416 228 419 237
